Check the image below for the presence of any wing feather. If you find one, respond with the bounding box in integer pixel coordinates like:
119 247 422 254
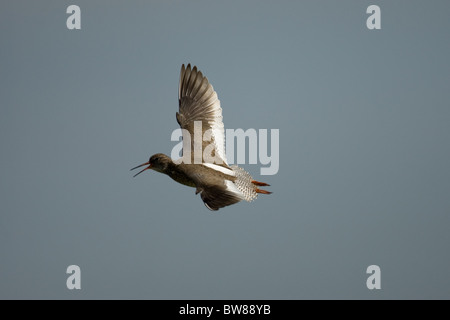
178 64 228 166
198 182 244 211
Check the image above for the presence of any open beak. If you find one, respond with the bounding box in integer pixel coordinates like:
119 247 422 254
130 161 153 177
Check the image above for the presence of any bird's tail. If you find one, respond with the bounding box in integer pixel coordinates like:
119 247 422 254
231 166 272 202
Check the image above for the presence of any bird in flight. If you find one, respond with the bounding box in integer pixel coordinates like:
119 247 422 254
131 64 271 210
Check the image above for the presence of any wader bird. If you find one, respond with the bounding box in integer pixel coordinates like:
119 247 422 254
131 64 271 210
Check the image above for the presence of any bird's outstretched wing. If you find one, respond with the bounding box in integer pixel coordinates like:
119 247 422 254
177 64 228 166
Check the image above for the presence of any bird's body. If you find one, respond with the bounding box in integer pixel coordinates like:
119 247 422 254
131 64 271 211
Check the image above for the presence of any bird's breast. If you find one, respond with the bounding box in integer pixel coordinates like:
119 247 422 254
168 169 197 188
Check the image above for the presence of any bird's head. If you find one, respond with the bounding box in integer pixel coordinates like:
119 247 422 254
131 153 172 177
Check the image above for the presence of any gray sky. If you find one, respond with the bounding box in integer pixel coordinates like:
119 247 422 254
1 1 450 299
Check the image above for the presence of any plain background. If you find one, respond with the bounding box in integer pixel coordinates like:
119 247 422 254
1 1 449 299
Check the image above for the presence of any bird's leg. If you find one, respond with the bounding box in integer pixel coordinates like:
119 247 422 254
252 180 270 187
255 188 272 195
